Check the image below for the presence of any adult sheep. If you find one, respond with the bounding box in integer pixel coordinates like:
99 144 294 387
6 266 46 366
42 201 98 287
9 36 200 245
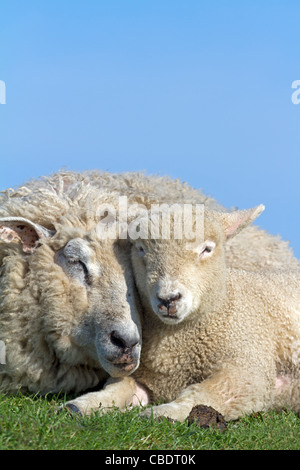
0 184 143 395
0 170 298 400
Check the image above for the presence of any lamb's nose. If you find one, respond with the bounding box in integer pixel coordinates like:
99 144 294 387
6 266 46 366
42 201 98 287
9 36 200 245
157 293 182 315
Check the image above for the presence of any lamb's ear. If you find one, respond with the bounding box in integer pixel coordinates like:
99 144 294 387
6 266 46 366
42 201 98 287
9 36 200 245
220 204 265 240
0 217 56 253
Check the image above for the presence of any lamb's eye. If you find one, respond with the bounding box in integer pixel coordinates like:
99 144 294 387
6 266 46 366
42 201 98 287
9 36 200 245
199 241 216 259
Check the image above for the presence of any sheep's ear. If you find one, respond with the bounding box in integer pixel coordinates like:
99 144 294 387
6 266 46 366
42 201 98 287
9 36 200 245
0 217 56 253
220 204 265 240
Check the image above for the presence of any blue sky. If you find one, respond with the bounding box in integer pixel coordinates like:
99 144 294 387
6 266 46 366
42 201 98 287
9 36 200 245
0 1 299 257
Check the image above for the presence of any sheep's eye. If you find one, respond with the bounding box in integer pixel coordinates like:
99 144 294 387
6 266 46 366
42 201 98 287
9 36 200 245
79 260 91 282
66 257 91 284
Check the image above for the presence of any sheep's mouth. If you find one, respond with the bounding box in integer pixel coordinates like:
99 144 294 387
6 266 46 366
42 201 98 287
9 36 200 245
111 353 139 372
112 362 137 372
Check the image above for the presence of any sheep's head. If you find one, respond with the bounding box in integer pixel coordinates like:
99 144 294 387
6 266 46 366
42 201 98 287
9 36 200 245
0 217 142 378
130 205 264 325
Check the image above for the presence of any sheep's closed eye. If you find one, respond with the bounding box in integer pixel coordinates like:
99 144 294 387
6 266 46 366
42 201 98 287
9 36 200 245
66 257 91 284
67 257 87 271
56 238 94 286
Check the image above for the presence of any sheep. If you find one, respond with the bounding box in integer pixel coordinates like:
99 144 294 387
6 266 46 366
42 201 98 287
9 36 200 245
0 178 144 395
1 169 299 406
65 204 300 421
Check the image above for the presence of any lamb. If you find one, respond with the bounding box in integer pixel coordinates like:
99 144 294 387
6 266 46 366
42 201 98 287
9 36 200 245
66 204 300 421
132 204 300 420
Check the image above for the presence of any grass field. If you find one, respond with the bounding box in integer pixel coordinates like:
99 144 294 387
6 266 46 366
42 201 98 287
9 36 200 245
0 393 299 450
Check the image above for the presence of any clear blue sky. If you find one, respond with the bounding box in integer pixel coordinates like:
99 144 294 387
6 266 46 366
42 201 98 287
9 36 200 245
0 1 299 257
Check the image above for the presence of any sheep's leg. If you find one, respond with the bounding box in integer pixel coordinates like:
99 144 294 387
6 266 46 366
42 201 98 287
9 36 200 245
140 367 272 422
65 377 149 416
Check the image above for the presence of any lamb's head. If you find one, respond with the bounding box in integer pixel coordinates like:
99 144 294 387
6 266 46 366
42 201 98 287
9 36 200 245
130 205 264 325
0 217 142 378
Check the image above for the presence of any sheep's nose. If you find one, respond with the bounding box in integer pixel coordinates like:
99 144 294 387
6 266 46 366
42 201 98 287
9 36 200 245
157 293 182 315
110 330 139 354
109 329 140 372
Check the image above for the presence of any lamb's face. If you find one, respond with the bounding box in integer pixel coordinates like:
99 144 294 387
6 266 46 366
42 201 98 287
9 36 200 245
131 234 225 325
54 235 142 377
130 205 265 325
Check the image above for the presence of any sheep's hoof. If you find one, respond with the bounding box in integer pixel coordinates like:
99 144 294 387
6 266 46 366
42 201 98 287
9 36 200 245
187 405 227 432
65 403 83 416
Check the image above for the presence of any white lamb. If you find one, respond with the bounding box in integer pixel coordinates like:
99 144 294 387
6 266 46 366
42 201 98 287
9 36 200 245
66 204 300 421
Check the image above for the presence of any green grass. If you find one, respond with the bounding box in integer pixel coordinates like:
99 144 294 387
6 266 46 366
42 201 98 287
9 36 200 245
0 393 299 450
